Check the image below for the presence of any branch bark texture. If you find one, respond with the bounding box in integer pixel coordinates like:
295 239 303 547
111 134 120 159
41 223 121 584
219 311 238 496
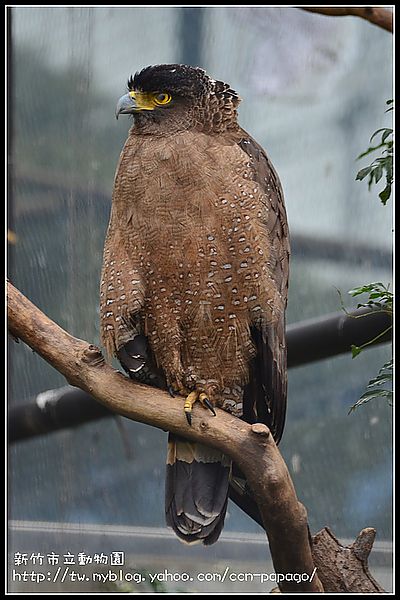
312 527 385 592
8 281 386 592
7 281 322 592
299 6 393 33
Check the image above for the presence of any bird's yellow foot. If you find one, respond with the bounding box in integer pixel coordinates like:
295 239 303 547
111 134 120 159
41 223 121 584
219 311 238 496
184 391 216 425
199 393 217 417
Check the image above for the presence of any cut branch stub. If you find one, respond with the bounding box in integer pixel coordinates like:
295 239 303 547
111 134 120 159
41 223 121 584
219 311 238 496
312 527 385 593
352 527 377 562
82 344 106 367
251 422 270 437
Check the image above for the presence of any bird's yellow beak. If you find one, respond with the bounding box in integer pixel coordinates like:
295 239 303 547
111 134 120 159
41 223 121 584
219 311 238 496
115 92 138 119
116 91 156 119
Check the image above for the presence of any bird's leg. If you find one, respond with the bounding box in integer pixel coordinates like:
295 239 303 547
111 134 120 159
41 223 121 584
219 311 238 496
166 373 186 398
184 391 198 426
184 390 216 426
167 372 217 425
167 385 176 398
199 393 217 416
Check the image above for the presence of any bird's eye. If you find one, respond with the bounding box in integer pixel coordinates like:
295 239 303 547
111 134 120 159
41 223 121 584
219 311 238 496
154 92 172 106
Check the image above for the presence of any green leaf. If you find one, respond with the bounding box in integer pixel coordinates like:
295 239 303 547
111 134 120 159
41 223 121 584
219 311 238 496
369 128 392 144
380 359 393 371
357 144 385 160
356 101 393 204
366 373 393 387
385 99 393 112
374 165 383 184
349 288 365 297
370 128 392 143
349 389 393 414
348 282 386 297
356 166 372 180
359 389 392 400
351 345 362 358
379 184 391 205
348 356 393 414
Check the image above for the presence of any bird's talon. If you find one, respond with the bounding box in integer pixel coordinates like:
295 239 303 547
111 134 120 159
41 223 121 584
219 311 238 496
183 390 216 424
201 395 216 416
184 391 198 427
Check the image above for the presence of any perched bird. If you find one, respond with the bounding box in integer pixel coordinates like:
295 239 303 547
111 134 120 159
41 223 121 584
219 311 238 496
100 64 290 545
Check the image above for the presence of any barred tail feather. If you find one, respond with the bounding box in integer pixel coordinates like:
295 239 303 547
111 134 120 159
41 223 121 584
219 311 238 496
165 434 231 545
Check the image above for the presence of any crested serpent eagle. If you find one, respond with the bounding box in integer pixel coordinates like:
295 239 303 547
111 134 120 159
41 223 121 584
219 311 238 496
100 64 290 544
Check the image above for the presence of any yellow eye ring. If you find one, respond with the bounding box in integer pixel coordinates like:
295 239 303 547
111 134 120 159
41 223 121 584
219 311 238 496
154 92 172 106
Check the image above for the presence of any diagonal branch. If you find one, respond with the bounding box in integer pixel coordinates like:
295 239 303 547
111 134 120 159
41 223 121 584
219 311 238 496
299 6 393 33
7 280 322 592
8 281 387 592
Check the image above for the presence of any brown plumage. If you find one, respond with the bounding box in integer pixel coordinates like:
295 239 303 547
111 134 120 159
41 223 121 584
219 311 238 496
100 64 290 544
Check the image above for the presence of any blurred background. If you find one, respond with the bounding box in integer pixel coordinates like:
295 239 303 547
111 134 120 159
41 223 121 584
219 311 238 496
8 6 392 593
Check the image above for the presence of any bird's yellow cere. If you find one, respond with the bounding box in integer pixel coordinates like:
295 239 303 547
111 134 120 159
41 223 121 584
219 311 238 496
128 90 172 110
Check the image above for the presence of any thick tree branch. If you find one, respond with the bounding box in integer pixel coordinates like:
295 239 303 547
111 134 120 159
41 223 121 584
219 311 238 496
7 281 322 592
299 6 393 33
8 281 387 592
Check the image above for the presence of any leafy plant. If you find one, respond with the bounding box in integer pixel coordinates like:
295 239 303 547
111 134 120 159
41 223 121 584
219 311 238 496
347 282 393 359
349 359 393 413
343 283 393 412
345 101 393 413
348 281 393 312
355 99 393 204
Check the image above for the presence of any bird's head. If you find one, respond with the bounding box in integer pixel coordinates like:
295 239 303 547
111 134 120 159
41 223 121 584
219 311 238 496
116 64 241 134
